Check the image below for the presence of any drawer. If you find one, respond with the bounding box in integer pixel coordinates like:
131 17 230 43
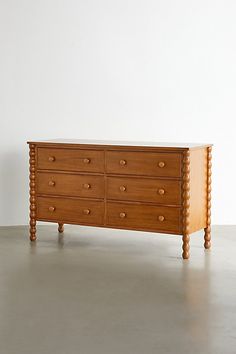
37 148 104 173
106 177 181 205
37 172 104 198
37 197 104 225
106 151 181 177
106 202 181 233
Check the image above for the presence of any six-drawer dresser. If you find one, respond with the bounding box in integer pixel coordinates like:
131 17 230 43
28 139 212 259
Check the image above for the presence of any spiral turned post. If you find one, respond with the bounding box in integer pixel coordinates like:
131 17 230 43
204 147 212 249
182 150 191 259
58 223 64 233
29 144 37 241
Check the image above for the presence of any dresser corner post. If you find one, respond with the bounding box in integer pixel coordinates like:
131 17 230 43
204 146 212 249
58 223 64 233
29 143 37 241
182 150 190 259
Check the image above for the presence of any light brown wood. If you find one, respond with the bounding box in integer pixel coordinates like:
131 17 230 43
28 139 212 150
106 201 181 233
106 176 181 205
28 140 212 259
158 161 165 168
188 148 208 234
58 223 64 233
182 150 190 259
37 148 104 173
29 144 37 241
204 147 212 249
37 172 104 199
37 197 104 225
106 151 182 177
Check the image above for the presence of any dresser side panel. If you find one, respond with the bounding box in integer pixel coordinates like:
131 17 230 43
189 148 208 233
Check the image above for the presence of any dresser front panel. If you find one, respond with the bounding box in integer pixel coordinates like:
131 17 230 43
106 151 182 177
106 202 181 233
37 148 104 173
37 197 104 225
37 172 104 199
106 176 181 205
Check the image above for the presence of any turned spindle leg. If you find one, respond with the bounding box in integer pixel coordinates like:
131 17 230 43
204 146 212 249
182 234 190 259
204 227 211 249
58 223 64 233
182 150 190 259
29 144 37 241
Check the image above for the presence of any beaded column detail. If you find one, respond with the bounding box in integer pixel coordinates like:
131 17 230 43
204 147 212 249
29 144 37 241
182 150 190 259
58 223 64 233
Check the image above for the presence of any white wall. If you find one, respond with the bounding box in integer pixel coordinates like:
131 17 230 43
0 0 235 225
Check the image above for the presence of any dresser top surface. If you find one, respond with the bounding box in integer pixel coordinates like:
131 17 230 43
28 139 212 150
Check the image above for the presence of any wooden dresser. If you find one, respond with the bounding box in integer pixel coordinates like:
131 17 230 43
28 139 212 259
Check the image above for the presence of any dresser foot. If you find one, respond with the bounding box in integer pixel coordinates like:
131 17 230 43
58 223 64 233
204 227 211 249
30 221 37 241
182 234 190 259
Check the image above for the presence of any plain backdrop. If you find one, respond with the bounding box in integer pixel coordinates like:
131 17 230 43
0 0 235 225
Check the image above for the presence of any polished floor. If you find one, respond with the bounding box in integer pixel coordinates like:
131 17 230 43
0 225 235 354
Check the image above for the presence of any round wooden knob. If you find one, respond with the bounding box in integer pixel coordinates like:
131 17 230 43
48 181 55 187
119 185 126 192
83 158 90 164
119 159 127 166
83 183 91 189
158 215 165 222
48 206 55 212
158 161 165 168
119 212 126 218
158 188 165 195
48 156 55 162
83 209 90 215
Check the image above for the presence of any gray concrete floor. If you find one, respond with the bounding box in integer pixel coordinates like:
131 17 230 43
0 225 235 354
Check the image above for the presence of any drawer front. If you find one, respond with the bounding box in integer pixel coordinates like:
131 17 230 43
106 151 181 177
106 202 181 233
37 172 104 198
37 197 104 225
106 177 181 205
37 148 104 172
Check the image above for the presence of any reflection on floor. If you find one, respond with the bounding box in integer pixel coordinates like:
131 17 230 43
0 225 235 354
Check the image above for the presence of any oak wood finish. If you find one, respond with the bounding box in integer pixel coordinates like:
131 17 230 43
29 144 37 241
106 151 182 177
204 147 212 249
37 172 104 198
106 202 181 233
182 150 191 259
106 176 181 205
37 148 104 173
28 140 212 259
58 223 64 233
37 197 104 225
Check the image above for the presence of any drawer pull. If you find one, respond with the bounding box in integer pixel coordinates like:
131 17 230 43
83 158 90 164
158 161 165 168
158 215 165 222
83 183 91 189
48 206 56 212
119 159 127 166
119 185 126 192
48 156 55 162
158 188 165 195
119 212 126 218
48 181 55 187
83 209 91 215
